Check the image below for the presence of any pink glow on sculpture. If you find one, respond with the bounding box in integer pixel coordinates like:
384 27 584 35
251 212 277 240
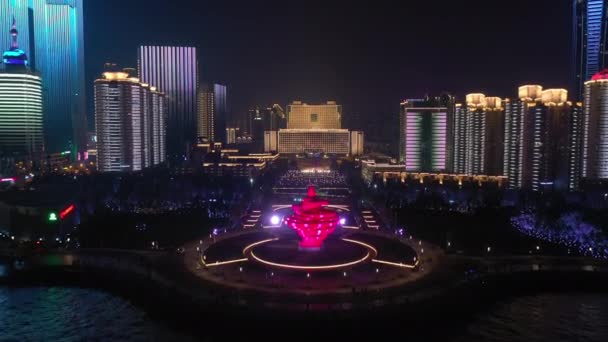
284 186 339 249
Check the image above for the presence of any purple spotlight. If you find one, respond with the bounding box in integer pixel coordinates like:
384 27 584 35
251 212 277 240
270 215 281 225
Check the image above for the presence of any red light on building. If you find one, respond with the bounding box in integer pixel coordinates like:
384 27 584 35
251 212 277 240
59 204 75 219
284 186 339 249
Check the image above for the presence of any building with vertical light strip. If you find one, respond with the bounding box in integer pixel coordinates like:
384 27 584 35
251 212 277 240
94 71 166 172
399 96 451 173
583 69 608 181
197 84 215 142
504 86 583 191
138 46 197 157
214 84 227 143
2 0 87 157
453 94 504 176
573 0 608 100
0 20 43 159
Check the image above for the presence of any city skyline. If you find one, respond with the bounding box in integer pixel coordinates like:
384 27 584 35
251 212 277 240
83 0 572 120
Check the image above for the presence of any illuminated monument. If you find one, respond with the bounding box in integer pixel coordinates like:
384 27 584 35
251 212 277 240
285 186 339 249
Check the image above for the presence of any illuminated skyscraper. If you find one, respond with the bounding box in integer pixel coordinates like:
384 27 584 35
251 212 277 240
0 20 43 158
453 94 505 175
197 84 215 141
213 84 227 143
1 0 86 157
573 0 608 100
94 71 166 172
399 96 452 173
287 101 341 129
582 69 608 180
138 46 197 157
504 86 583 191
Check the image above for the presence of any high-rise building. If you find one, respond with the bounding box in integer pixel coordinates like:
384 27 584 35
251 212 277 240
504 86 583 191
138 46 197 157
0 20 43 159
197 84 214 141
582 69 608 180
94 71 166 172
251 108 265 152
573 0 608 100
214 84 227 143
287 101 341 129
196 83 228 144
225 127 239 145
1 0 87 157
350 131 365 156
453 94 505 175
399 96 452 173
264 130 278 152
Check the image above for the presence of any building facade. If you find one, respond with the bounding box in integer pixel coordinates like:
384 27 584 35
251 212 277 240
226 127 239 145
277 129 350 155
583 69 608 180
138 46 197 157
453 94 504 176
2 0 86 157
0 21 43 159
94 71 166 172
504 86 583 191
573 0 608 100
287 101 341 129
399 96 451 173
213 84 227 143
197 84 215 141
350 131 365 156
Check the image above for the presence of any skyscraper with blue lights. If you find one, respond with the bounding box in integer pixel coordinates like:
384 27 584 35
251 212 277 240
1 0 86 158
0 19 44 159
573 0 608 100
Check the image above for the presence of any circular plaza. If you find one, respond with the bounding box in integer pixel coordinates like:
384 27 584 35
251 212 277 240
188 185 436 295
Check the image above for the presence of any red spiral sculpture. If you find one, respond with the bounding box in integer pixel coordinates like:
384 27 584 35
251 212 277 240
285 186 339 249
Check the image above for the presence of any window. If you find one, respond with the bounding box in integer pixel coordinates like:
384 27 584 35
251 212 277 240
310 113 318 122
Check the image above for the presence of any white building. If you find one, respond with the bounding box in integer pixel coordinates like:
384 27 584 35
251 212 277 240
94 71 166 172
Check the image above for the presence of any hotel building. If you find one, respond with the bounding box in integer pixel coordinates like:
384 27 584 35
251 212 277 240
94 71 166 172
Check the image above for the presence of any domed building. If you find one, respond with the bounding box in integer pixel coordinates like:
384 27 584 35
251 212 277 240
0 19 44 159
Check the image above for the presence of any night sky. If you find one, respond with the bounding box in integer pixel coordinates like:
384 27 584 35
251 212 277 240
84 0 572 130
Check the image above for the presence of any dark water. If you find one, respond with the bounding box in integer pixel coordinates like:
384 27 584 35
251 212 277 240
0 287 195 342
2 287 607 341
456 293 608 342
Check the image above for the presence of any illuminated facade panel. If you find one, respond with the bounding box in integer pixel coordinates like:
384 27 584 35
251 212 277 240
287 101 341 129
400 96 453 173
0 73 44 157
278 129 350 155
